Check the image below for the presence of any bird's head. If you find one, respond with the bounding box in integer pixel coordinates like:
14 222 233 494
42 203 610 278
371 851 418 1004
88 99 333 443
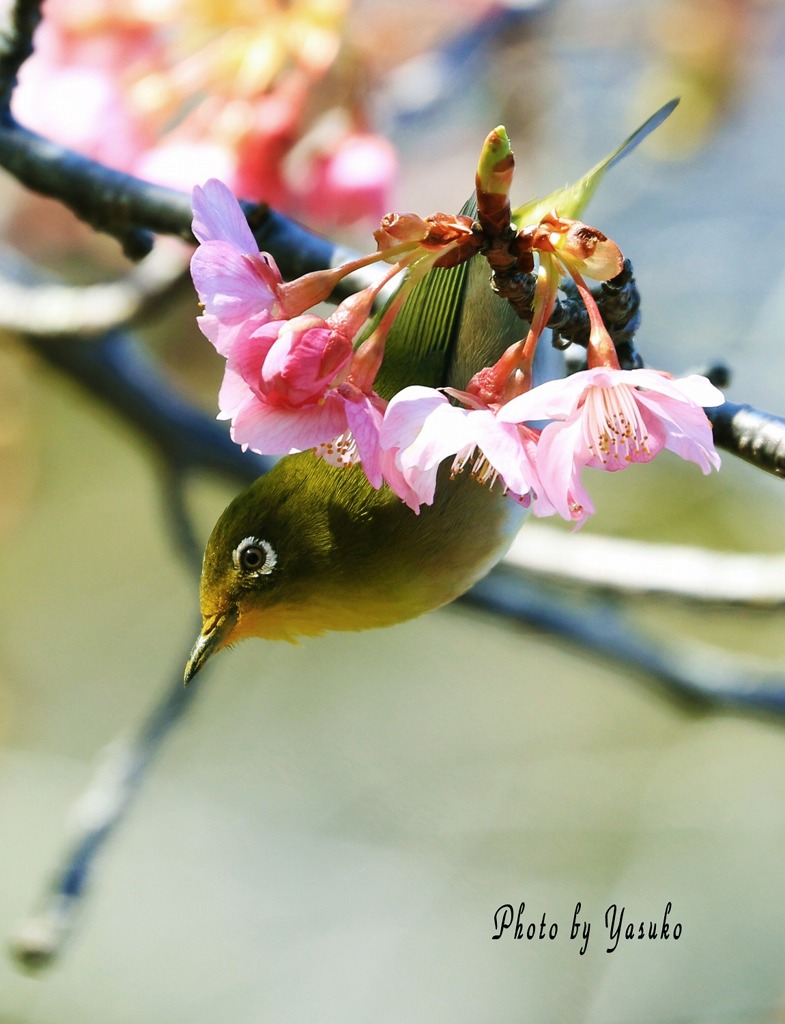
184 454 348 682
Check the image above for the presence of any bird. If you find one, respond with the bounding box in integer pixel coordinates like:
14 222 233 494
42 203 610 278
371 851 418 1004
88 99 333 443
183 102 678 683
184 254 535 682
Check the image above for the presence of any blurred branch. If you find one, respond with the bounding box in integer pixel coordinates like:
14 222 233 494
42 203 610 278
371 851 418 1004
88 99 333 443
26 329 270 483
464 570 785 716
0 241 192 336
505 525 785 606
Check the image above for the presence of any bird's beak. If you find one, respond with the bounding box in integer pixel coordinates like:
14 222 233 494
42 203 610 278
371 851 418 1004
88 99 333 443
183 608 238 685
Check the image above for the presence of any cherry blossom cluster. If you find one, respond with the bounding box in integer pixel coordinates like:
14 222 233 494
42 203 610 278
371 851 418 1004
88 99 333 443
14 0 395 227
191 136 722 526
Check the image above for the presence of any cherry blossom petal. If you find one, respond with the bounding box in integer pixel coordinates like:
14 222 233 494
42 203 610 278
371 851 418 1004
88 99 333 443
534 416 596 525
645 371 725 408
635 390 721 473
217 365 255 421
511 366 722 526
344 394 386 489
192 178 257 251
378 449 426 513
380 387 542 509
577 379 666 470
230 393 348 455
223 318 284 387
498 367 723 425
257 317 354 406
191 244 279 323
396 402 474 474
469 412 539 497
380 386 451 452
378 388 464 508
198 310 276 360
497 372 595 422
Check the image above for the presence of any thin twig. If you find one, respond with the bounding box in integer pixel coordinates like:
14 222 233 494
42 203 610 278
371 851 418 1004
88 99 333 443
10 650 206 970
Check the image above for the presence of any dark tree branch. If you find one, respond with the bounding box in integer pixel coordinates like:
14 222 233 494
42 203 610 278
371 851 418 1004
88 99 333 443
491 258 645 370
707 401 785 479
0 0 43 110
0 116 370 279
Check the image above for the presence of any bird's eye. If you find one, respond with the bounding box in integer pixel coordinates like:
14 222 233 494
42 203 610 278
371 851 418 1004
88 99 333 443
232 537 277 577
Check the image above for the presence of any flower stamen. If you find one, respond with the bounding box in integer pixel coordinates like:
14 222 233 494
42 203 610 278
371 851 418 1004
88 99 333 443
315 430 360 468
582 383 651 465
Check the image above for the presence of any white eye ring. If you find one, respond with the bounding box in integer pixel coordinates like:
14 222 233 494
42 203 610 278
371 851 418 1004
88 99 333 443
232 537 277 577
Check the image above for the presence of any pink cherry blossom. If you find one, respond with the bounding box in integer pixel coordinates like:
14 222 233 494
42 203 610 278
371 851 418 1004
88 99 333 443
231 314 353 410
207 276 388 474
191 178 394 360
189 179 434 486
192 178 259 250
380 387 472 509
498 367 723 525
379 386 541 512
227 390 350 456
217 307 357 453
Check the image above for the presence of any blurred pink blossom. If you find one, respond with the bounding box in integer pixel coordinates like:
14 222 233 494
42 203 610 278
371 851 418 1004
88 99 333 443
13 0 396 226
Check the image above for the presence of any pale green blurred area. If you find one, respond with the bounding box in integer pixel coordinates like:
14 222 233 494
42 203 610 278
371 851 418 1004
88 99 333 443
3 1 785 1022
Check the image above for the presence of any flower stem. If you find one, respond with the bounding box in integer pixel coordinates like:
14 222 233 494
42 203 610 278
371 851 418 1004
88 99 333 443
566 266 621 370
